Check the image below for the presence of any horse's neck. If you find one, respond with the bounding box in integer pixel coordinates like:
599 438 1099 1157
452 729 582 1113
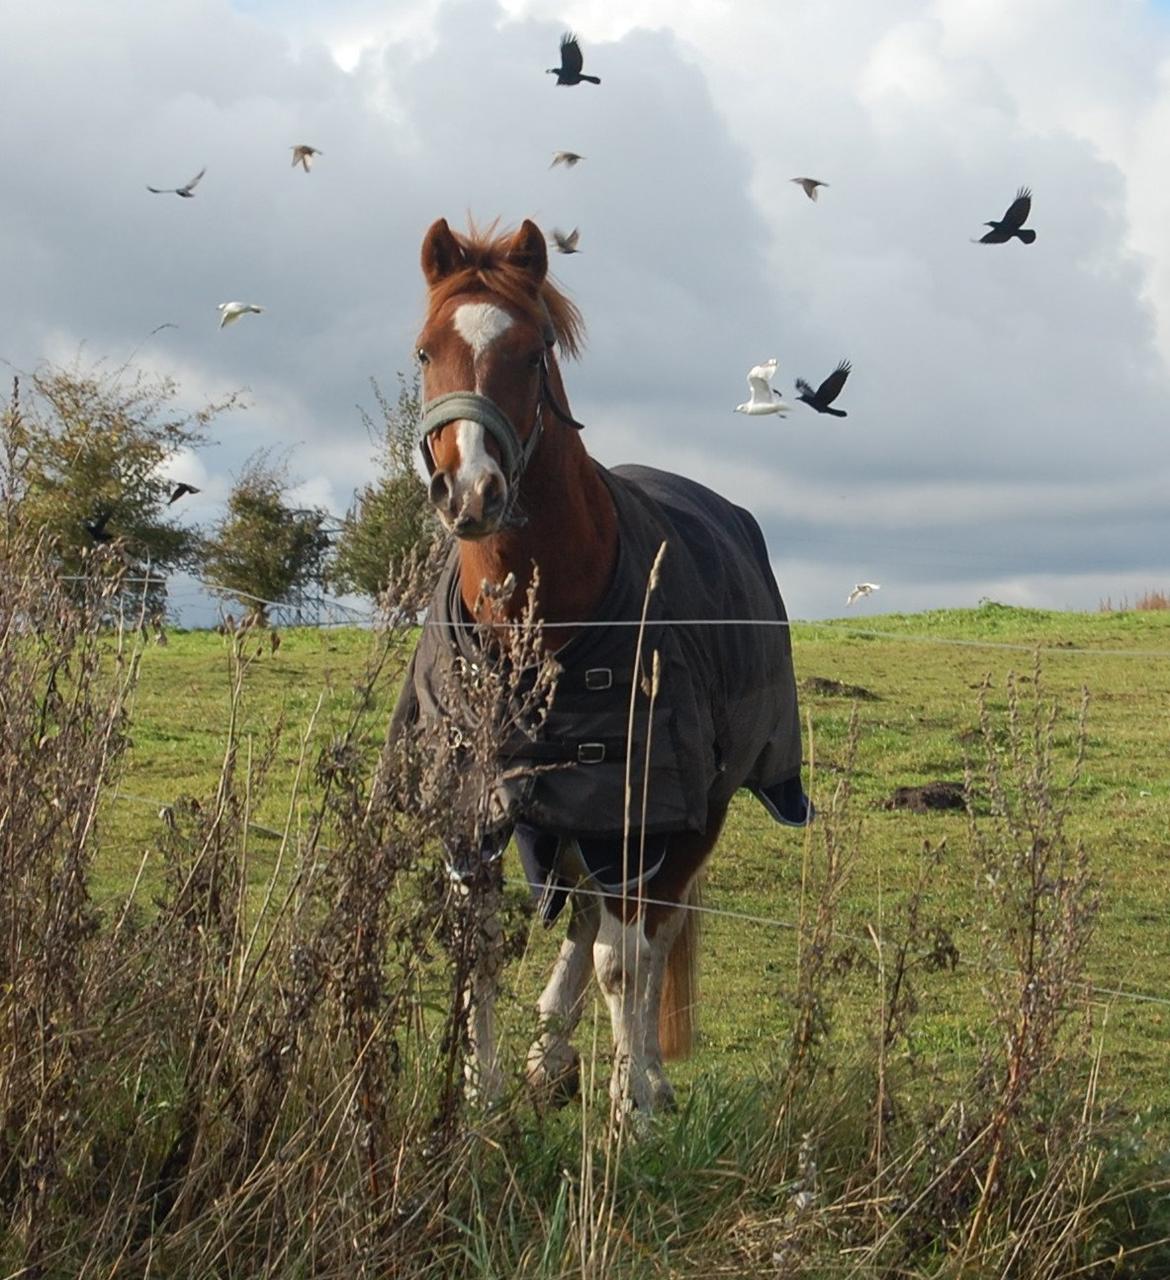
457 403 617 652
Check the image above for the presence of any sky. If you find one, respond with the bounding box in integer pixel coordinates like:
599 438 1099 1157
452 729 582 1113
2 0 1169 623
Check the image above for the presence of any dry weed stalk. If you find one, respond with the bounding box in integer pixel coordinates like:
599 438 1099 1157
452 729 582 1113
0 534 142 1272
959 660 1099 1257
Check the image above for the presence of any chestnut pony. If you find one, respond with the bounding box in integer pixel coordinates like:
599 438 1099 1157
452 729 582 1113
399 218 807 1114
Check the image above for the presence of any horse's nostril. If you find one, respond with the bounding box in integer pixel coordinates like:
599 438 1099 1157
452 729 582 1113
480 472 505 512
429 470 453 509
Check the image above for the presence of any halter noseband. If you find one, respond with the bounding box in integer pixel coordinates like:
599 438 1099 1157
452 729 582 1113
416 325 585 500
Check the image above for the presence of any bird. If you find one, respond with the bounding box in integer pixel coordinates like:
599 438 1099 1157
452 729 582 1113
550 227 580 254
791 177 828 202
846 583 880 606
550 150 585 168
795 360 852 417
978 187 1035 244
217 301 264 328
167 482 200 505
146 167 206 197
82 511 114 544
291 144 322 172
734 359 791 416
547 33 601 85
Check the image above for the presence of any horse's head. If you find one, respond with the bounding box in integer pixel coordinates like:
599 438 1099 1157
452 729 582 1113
415 218 583 539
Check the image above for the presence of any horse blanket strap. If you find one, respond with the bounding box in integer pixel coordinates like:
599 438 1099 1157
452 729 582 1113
501 734 630 765
390 462 803 844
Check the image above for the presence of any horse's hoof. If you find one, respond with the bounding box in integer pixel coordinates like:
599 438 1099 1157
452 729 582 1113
526 1044 580 1106
649 1083 678 1113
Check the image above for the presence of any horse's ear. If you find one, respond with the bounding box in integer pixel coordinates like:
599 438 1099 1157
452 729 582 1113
421 218 466 285
505 220 548 286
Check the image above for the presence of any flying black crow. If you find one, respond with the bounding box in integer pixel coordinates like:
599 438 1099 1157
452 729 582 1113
547 33 600 85
82 511 114 544
146 167 206 197
795 360 852 417
167 482 200 505
978 187 1035 244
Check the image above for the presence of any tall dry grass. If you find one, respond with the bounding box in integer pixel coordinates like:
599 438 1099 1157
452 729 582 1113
1 516 1166 1277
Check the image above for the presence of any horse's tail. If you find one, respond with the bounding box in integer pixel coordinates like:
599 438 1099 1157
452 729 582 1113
659 874 703 1060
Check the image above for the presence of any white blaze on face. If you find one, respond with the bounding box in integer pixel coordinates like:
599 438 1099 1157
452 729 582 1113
453 300 514 370
444 301 515 505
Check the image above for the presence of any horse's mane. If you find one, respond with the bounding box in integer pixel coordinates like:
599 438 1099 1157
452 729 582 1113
428 221 585 360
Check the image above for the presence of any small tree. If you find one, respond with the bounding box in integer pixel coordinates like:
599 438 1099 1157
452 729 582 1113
201 452 333 622
330 375 434 599
1 363 237 610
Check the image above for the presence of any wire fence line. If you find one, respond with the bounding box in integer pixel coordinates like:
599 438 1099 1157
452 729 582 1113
108 787 1170 1016
65 571 1170 660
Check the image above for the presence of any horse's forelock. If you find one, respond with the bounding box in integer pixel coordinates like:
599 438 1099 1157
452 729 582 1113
427 224 584 360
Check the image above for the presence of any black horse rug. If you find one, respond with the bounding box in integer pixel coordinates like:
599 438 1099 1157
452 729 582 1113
390 463 808 919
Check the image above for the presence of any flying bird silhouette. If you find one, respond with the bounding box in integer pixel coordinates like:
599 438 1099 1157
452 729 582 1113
547 33 600 85
978 187 1035 244
795 360 852 417
82 511 114 544
735 359 791 416
846 583 880 606
167 482 201 505
791 177 828 202
291 144 322 172
146 167 206 197
550 150 585 168
217 301 264 328
550 227 580 254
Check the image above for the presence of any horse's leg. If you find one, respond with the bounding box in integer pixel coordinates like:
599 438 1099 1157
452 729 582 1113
596 812 727 1114
526 889 600 1099
640 902 689 1112
461 867 506 1104
593 900 657 1113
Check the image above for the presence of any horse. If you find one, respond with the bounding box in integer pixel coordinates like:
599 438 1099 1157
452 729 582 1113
391 217 811 1115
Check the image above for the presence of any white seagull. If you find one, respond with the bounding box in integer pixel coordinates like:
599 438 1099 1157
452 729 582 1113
217 301 264 329
846 583 881 606
734 358 791 415
550 150 584 168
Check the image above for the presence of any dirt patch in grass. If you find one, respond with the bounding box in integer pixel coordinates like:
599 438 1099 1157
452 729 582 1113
883 780 967 812
803 675 880 700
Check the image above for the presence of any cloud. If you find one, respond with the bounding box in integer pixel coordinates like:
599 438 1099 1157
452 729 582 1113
2 0 1169 625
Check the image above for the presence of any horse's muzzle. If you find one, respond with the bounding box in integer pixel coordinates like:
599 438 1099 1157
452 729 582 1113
429 467 507 539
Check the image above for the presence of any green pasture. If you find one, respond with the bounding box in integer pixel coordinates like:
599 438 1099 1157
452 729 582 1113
98 602 1170 1133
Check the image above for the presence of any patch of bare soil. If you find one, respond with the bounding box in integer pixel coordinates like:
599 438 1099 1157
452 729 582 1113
883 780 967 813
802 675 879 701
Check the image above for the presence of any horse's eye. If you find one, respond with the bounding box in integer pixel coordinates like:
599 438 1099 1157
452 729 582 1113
527 351 543 369
416 348 429 365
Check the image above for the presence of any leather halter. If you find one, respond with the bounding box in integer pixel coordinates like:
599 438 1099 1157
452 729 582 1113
417 328 584 501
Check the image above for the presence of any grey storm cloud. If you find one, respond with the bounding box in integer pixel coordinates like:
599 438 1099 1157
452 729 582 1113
1 0 1169 619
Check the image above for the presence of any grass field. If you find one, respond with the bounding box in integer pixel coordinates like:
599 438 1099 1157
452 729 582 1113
11 598 1170 1276
103 604 1170 1119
